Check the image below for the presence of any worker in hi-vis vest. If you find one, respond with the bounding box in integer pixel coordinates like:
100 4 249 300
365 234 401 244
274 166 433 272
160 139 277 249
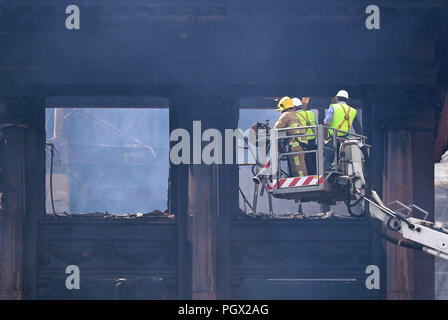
323 90 361 171
293 97 317 175
274 96 307 177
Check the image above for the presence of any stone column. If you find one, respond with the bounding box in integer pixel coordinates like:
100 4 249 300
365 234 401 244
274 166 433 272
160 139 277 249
371 86 436 300
383 130 415 299
0 116 25 300
188 164 217 299
0 95 45 299
361 87 387 295
170 89 238 299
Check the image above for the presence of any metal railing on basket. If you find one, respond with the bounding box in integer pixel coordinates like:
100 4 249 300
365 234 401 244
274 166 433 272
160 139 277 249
271 125 366 187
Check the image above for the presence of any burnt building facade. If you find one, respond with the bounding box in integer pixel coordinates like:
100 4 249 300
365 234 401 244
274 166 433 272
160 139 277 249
0 0 447 299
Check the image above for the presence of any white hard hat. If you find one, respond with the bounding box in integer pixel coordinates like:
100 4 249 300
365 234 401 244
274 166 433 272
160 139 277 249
336 90 349 100
292 97 302 107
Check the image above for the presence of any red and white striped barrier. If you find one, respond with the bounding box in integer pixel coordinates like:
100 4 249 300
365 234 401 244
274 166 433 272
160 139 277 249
267 175 324 191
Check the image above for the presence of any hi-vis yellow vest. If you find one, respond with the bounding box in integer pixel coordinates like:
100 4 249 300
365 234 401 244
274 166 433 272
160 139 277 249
328 103 357 137
296 110 316 143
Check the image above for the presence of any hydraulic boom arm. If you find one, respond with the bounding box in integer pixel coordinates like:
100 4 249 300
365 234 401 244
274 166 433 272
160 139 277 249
342 140 448 261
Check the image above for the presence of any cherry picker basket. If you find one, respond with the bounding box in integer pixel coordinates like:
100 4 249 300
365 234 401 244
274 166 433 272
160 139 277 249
265 125 367 203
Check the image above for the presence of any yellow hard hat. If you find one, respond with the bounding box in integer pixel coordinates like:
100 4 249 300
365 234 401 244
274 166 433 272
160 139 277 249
276 96 294 112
